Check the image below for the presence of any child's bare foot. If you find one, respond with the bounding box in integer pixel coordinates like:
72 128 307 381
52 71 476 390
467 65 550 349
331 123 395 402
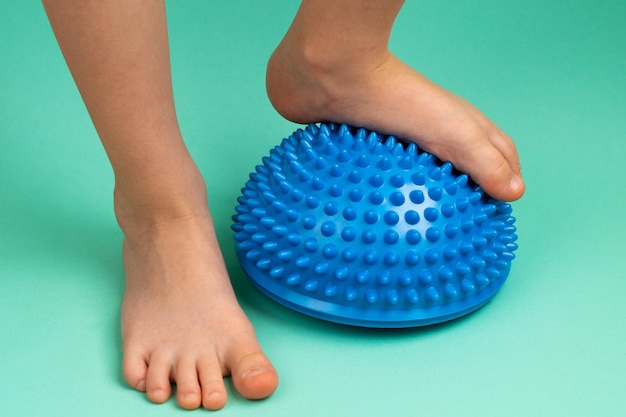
116 180 278 410
267 35 525 202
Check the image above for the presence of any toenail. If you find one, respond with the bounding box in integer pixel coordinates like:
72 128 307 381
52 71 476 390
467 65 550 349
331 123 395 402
243 367 268 378
150 388 166 399
136 380 146 392
183 392 199 402
206 391 222 401
205 391 224 408
509 175 523 191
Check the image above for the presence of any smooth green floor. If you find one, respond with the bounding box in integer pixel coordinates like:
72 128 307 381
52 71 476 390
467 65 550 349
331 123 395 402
1 1 625 416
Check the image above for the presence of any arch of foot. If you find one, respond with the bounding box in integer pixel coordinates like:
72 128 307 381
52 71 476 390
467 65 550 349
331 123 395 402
232 123 517 327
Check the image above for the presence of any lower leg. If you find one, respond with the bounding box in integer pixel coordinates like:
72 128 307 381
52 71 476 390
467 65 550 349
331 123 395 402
43 0 277 410
268 0 525 201
42 0 201 214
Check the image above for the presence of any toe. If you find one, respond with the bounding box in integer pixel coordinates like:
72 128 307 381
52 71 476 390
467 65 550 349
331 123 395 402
122 348 148 392
448 123 524 202
197 355 228 410
489 129 522 176
145 353 173 404
230 351 278 401
465 142 524 201
173 357 202 410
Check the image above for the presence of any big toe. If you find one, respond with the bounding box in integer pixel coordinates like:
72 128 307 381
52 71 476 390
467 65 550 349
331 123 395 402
464 144 525 202
481 170 524 202
231 352 278 401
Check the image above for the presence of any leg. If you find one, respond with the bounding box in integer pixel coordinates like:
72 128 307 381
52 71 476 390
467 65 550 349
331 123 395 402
42 0 277 410
267 0 525 201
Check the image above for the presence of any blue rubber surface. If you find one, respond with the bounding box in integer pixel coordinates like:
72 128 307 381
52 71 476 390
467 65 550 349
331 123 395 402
233 123 517 327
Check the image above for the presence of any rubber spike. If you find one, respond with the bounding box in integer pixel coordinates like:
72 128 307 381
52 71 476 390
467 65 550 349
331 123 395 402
366 131 380 147
455 174 469 187
319 122 331 138
392 142 405 156
306 123 319 136
406 142 417 156
428 167 442 181
384 135 397 148
338 123 350 138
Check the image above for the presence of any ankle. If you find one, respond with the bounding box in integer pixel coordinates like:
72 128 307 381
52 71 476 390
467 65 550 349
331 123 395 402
113 170 210 238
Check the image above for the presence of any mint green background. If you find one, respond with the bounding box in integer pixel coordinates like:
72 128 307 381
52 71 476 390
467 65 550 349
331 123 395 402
1 1 625 416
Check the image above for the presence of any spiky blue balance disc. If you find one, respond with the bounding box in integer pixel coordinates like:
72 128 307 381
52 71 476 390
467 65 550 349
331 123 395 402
232 123 517 328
